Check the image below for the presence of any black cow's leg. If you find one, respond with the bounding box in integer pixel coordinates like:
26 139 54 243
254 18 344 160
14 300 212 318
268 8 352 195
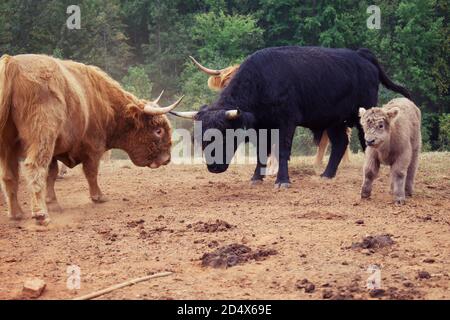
251 131 271 184
321 126 348 178
275 125 296 189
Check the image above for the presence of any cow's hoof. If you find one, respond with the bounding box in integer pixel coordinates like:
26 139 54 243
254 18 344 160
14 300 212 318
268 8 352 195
274 182 291 189
361 191 371 199
320 174 334 179
250 179 263 186
394 199 406 205
35 217 51 226
32 212 51 226
91 194 109 203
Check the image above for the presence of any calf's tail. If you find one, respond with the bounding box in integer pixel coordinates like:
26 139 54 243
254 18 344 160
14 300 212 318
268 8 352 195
357 48 411 100
0 55 17 145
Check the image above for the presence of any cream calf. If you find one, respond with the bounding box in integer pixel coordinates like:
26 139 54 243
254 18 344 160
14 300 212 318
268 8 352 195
359 98 421 204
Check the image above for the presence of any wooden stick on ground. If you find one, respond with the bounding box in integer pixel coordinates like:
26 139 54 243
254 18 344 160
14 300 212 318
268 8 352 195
72 271 173 300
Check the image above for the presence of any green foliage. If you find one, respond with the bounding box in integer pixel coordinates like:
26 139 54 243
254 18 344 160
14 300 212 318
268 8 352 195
438 114 450 151
291 128 315 156
0 0 448 151
191 11 264 61
122 66 153 100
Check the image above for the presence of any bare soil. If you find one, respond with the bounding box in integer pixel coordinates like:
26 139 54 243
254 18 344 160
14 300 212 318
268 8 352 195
0 153 449 300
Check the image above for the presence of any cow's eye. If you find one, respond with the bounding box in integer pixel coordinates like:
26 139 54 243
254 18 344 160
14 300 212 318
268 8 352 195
154 128 164 138
378 124 384 129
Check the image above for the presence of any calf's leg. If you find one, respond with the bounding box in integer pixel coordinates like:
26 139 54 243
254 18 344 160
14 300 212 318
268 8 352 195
390 162 408 205
321 126 348 178
405 150 419 197
361 155 380 199
0 147 24 220
82 155 108 203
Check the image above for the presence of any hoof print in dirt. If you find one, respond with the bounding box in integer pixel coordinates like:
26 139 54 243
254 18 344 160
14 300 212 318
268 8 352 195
190 220 235 233
350 234 395 251
201 244 277 269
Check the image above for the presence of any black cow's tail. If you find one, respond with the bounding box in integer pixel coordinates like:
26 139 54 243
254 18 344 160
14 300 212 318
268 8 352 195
357 48 411 99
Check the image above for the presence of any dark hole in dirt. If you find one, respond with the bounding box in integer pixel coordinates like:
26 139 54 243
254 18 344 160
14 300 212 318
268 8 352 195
139 227 173 239
351 234 395 250
201 244 277 269
296 279 315 293
190 220 235 233
127 219 145 228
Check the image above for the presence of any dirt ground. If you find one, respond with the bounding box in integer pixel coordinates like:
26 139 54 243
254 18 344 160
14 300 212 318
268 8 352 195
0 153 449 300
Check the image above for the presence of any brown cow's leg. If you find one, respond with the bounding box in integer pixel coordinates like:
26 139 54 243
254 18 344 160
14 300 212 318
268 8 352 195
101 150 112 163
83 156 108 203
46 159 62 213
314 132 329 167
0 148 24 220
58 162 68 179
23 158 53 226
21 127 57 225
341 128 352 165
341 147 351 164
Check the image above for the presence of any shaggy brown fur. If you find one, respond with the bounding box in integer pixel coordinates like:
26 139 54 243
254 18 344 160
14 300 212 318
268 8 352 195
207 66 240 91
359 98 421 204
0 54 173 224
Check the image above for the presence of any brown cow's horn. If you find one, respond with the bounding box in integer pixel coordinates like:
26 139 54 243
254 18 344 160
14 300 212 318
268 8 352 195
153 90 164 104
189 56 221 76
143 96 184 115
225 109 241 120
169 111 198 120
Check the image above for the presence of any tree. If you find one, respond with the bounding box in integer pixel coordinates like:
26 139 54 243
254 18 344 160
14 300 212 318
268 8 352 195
122 65 153 100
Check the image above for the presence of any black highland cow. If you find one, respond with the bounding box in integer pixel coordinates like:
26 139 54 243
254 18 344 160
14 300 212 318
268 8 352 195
173 46 411 188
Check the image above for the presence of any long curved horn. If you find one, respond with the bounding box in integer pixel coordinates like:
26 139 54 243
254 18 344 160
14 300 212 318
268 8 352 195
189 56 221 76
225 109 241 120
143 96 184 115
153 90 164 104
169 111 198 120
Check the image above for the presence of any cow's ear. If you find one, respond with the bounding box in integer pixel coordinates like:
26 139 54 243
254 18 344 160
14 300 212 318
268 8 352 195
359 108 367 117
126 104 145 128
208 76 223 91
386 107 399 121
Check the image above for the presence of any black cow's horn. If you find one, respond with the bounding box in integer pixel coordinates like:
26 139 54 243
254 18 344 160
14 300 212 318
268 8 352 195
143 94 184 115
225 109 240 120
169 111 198 120
189 56 221 76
